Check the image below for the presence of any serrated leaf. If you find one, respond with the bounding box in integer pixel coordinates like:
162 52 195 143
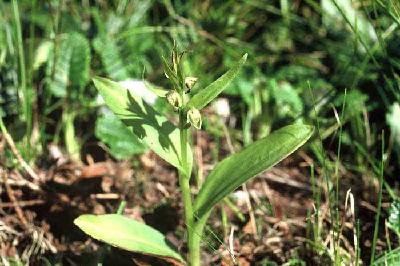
194 124 313 218
48 32 91 97
95 115 147 160
69 33 90 89
188 54 247 110
93 77 192 175
93 35 128 81
48 35 71 97
74 214 184 263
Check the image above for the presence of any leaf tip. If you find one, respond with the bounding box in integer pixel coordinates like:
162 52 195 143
92 76 106 84
73 214 92 229
304 124 315 136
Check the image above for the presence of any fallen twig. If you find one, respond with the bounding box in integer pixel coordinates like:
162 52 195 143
1 169 29 229
0 118 40 182
0 199 44 208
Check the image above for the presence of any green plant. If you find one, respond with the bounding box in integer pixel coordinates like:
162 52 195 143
73 48 313 265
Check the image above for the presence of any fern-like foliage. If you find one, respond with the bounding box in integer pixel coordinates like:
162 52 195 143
93 35 128 81
47 32 91 97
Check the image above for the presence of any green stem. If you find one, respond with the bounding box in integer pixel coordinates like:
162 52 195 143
63 109 80 161
12 0 31 149
178 109 199 265
189 218 207 266
370 132 385 265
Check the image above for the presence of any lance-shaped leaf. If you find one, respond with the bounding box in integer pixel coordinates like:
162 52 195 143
95 115 147 160
187 54 247 110
93 77 192 175
193 124 313 218
74 214 184 263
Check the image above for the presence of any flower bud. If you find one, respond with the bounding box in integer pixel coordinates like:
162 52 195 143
187 107 202 129
166 90 182 111
185 77 198 91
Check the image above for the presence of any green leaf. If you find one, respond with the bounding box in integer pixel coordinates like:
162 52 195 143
194 124 313 218
69 33 90 90
188 54 247 110
47 32 91 97
74 214 184 263
373 247 400 266
33 40 53 70
387 199 400 236
386 102 400 148
93 35 129 81
48 35 72 97
95 115 147 160
162 55 180 89
93 77 192 175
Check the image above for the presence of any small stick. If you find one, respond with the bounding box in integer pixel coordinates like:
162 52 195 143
0 174 40 191
0 199 44 208
1 169 29 229
0 118 40 181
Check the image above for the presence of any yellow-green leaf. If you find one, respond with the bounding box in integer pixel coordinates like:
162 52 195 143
93 77 192 175
74 214 184 263
193 124 313 218
187 54 247 110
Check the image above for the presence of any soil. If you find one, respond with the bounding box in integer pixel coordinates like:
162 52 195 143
0 133 392 265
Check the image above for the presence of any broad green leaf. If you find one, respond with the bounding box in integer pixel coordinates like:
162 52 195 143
93 35 129 81
95 115 147 160
47 32 91 97
93 77 192 175
188 54 247 110
194 124 313 218
271 80 304 118
69 33 90 90
74 214 184 263
48 35 72 97
144 81 168 98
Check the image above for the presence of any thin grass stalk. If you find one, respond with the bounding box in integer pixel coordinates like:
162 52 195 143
333 90 346 263
308 82 337 256
356 219 361 266
12 0 32 149
370 131 385 264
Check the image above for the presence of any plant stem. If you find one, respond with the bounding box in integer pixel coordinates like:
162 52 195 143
370 132 385 265
189 218 207 266
178 109 199 265
12 0 32 150
63 109 80 161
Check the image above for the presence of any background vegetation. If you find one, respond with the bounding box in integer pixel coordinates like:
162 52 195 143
0 0 400 265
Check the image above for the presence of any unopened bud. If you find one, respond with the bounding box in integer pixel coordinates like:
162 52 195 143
185 77 198 91
187 107 202 129
166 90 182 111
